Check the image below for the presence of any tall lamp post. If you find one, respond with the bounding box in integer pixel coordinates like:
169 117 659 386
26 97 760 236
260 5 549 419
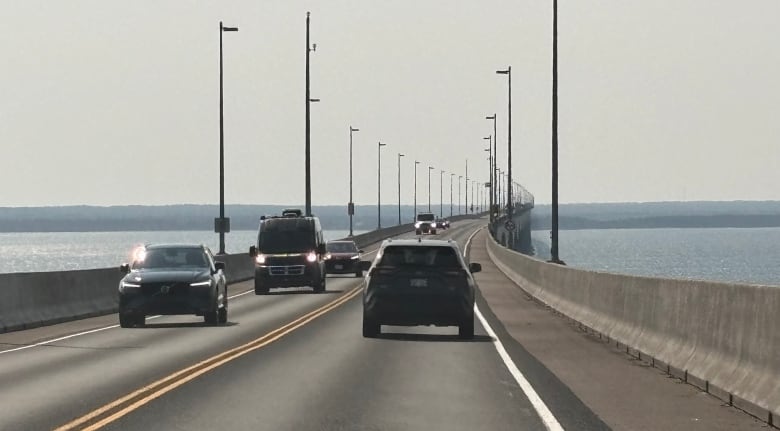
397 153 405 225
551 0 562 264
439 169 445 217
348 126 359 237
449 173 454 217
483 136 492 222
414 161 420 220
304 12 319 216
496 67 513 221
458 175 463 215
217 21 238 255
486 114 497 221
377 142 387 229
427 166 434 211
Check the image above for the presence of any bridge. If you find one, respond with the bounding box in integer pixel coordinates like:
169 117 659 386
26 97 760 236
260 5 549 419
0 204 775 431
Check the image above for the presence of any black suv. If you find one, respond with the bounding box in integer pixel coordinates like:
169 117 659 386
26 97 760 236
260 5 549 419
362 239 481 339
249 209 328 294
118 244 228 327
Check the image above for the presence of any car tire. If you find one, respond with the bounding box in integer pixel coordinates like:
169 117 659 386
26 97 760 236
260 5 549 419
458 318 474 340
313 276 326 293
432 229 437 235
204 308 218 325
362 315 380 338
119 313 135 328
218 307 228 324
254 277 269 295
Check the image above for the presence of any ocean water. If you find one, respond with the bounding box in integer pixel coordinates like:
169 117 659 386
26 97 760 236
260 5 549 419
0 229 363 274
531 227 780 286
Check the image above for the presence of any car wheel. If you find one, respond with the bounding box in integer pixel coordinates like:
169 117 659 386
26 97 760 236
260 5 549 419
204 308 218 325
119 313 135 328
254 277 269 295
313 276 326 293
458 318 474 340
362 315 380 338
218 307 228 324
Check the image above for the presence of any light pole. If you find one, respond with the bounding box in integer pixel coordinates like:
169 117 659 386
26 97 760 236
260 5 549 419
397 153 405 225
428 166 434 212
449 173 454 217
486 114 497 221
483 136 492 222
414 161 420 219
348 126 359 237
458 175 463 215
552 0 562 263
440 169 445 217
377 142 387 229
496 67 513 221
217 21 238 255
304 12 318 217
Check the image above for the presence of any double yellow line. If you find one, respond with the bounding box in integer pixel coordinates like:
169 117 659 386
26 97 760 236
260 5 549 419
55 286 363 431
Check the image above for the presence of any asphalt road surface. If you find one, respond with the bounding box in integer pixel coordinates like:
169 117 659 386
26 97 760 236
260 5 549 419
0 220 608 431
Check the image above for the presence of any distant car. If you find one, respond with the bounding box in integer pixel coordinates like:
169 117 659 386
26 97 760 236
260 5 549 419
362 238 481 339
415 212 437 235
118 244 227 328
325 240 364 277
436 218 450 230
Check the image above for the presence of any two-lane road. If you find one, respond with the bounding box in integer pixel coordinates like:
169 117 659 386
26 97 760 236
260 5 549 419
0 220 607 431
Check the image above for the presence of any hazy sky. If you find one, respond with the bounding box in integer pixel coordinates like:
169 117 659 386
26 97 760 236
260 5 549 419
1 1 778 207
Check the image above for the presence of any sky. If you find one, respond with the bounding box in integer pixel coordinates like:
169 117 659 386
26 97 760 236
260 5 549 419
1 1 778 207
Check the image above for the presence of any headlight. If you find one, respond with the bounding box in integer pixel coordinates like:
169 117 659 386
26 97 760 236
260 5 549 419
190 280 212 287
306 252 317 262
431 223 437 228
414 222 421 228
324 253 332 260
255 254 266 264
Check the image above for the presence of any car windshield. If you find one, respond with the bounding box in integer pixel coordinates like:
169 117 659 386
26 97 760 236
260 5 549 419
327 242 358 253
377 246 461 268
259 230 314 253
417 213 435 222
133 248 208 270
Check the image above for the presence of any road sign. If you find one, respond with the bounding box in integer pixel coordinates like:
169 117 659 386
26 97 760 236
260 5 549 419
348 202 355 215
214 217 231 233
504 220 516 231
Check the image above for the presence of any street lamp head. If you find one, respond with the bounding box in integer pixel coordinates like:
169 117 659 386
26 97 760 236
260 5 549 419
429 166 434 170
485 115 496 120
496 68 510 75
483 136 491 141
378 142 386 147
415 160 420 165
309 98 321 102
350 127 360 132
399 153 405 157
222 26 239 32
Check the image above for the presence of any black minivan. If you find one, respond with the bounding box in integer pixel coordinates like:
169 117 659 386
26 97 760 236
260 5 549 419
249 209 327 294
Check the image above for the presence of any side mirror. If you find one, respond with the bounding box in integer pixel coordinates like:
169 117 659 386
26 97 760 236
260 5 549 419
468 263 482 274
360 260 372 271
215 261 226 272
119 263 130 274
318 244 327 255
358 249 365 254
249 246 257 257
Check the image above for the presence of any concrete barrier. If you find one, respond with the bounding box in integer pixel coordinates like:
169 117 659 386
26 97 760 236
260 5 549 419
485 233 780 423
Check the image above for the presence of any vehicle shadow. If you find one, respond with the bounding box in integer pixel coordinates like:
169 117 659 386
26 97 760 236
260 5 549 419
139 321 239 329
377 332 494 343
262 289 344 296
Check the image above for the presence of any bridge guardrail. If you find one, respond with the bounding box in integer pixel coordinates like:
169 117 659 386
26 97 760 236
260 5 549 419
485 232 780 424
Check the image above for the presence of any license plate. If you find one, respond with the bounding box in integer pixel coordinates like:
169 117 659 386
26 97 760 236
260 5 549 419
334 264 343 269
410 278 428 287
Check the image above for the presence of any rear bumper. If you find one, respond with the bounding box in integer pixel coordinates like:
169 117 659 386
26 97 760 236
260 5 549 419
325 259 360 274
363 290 473 326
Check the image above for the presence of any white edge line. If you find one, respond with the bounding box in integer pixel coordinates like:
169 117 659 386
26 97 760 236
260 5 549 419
465 227 565 431
0 247 385 355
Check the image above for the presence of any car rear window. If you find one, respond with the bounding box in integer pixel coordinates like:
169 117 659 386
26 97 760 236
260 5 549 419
416 213 435 222
377 246 461 268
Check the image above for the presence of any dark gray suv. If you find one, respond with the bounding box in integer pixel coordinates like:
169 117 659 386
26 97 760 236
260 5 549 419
362 239 481 339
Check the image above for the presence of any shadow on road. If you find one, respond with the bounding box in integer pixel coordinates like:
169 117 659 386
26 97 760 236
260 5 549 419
261 289 344 296
138 321 240 329
377 332 494 343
